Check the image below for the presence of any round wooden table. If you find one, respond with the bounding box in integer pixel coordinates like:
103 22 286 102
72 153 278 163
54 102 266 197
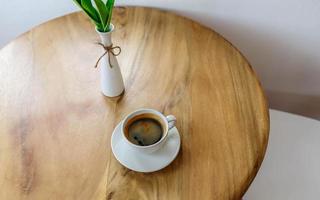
0 7 269 200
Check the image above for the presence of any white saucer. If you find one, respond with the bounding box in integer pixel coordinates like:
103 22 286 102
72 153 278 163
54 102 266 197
111 121 181 173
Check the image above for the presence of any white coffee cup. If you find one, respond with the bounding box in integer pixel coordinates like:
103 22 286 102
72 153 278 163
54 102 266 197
121 108 176 153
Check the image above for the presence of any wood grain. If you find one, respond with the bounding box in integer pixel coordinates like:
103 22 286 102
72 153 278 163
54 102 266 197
0 7 269 200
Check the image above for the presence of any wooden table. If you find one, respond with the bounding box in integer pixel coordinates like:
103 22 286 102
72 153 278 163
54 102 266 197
0 7 269 200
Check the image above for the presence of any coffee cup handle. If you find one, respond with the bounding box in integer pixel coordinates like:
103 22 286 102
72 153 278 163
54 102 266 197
166 115 176 130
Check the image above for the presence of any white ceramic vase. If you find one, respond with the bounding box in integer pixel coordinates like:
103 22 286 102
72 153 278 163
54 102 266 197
96 24 125 97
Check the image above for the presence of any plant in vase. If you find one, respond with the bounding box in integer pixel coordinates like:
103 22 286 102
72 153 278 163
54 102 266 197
73 0 125 97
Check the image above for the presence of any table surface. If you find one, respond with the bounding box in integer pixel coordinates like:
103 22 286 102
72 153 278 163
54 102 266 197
0 7 269 200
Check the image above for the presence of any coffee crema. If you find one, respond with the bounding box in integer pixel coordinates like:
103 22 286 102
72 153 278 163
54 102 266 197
125 115 164 146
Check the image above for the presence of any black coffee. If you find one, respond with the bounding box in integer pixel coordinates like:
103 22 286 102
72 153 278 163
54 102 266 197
127 118 163 146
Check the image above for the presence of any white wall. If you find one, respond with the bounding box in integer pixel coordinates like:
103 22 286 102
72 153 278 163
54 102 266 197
1 0 319 119
244 110 320 199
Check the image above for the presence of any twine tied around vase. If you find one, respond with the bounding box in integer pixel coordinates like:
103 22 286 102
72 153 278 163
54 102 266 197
94 42 121 68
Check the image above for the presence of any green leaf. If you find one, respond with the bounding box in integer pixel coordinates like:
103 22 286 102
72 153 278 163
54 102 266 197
81 0 100 23
106 0 115 8
105 0 115 31
73 0 101 26
95 22 104 32
94 0 108 30
72 0 83 8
